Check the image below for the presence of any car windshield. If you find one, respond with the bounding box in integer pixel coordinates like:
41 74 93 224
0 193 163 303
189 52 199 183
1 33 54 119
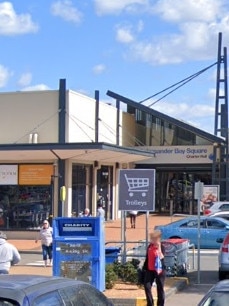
203 291 229 306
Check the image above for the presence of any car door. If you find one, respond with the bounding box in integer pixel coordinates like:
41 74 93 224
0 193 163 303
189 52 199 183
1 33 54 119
205 218 229 248
219 203 229 211
178 219 205 246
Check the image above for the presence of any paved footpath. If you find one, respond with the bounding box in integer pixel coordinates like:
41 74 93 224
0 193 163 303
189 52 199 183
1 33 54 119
8 214 185 306
9 214 177 253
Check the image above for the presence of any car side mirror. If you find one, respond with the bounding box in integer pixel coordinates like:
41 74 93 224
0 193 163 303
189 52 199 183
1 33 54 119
216 238 224 243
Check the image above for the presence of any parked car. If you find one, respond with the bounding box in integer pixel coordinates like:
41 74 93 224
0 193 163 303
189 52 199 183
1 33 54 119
197 280 229 306
203 201 229 215
0 274 113 306
209 211 229 221
155 216 229 249
217 232 229 280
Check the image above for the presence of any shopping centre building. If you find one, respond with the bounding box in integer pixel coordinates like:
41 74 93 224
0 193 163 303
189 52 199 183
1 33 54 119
0 79 225 232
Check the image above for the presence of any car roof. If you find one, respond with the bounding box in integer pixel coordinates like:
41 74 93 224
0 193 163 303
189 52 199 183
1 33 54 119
0 275 88 302
210 211 229 216
211 202 229 206
162 216 229 226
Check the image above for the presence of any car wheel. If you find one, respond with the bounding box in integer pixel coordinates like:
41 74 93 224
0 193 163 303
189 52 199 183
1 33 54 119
219 270 227 281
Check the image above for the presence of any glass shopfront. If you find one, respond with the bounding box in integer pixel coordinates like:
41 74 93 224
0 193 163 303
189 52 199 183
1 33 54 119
72 164 113 220
0 185 51 229
137 164 212 214
0 164 53 229
96 166 113 220
72 164 93 216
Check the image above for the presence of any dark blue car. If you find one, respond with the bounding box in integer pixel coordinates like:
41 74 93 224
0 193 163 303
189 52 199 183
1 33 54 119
0 274 113 306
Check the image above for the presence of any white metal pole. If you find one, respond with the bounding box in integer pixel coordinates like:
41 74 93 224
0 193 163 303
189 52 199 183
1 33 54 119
197 197 201 284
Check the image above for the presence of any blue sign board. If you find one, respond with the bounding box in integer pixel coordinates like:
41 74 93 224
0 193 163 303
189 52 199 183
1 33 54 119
52 217 105 291
119 169 156 211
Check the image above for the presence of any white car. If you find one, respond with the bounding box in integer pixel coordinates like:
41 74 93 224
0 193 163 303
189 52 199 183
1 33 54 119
209 211 229 221
203 201 229 215
218 233 229 280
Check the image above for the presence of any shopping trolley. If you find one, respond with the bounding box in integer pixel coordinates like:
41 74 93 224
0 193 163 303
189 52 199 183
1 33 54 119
162 239 190 276
124 174 149 197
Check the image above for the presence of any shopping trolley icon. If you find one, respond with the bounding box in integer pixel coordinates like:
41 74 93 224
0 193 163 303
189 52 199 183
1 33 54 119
125 174 149 197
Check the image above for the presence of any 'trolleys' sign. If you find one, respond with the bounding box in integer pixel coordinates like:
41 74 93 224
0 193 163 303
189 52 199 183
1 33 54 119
118 169 156 211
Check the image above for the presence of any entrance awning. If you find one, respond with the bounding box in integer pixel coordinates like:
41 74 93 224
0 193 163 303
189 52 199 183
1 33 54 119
0 142 155 164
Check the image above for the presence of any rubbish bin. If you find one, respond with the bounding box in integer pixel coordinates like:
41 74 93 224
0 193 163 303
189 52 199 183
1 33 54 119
105 247 121 264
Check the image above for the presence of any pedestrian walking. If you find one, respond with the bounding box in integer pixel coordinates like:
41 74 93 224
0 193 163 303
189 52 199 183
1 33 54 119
97 203 105 218
143 230 166 306
129 210 138 228
35 219 53 267
80 208 91 217
0 231 21 274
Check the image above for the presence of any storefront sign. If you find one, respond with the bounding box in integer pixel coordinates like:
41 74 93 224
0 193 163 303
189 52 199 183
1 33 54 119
119 169 155 211
200 185 220 209
19 164 53 185
0 165 18 185
137 145 214 164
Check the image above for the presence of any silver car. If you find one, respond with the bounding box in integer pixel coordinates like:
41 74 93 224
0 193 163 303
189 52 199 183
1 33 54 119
218 232 229 280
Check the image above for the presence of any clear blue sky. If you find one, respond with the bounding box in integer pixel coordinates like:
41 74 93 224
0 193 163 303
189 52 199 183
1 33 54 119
1 0 229 134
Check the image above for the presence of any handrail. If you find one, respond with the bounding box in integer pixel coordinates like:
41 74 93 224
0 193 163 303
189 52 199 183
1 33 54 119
105 240 196 271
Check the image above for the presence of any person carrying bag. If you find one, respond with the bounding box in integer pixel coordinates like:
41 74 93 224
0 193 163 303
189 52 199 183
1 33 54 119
143 230 166 306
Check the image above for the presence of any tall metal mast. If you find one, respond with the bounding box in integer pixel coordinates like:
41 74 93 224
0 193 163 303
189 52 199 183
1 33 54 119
213 32 229 200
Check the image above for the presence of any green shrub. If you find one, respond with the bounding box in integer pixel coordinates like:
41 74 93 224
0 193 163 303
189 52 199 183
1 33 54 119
105 264 118 289
105 259 141 289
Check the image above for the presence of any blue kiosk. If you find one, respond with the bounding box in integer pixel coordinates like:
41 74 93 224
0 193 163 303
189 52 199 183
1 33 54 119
52 217 105 291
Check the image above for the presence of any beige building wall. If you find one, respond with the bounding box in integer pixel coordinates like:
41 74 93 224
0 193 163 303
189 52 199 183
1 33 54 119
67 90 118 144
0 91 59 144
98 102 117 143
67 91 96 142
120 112 136 146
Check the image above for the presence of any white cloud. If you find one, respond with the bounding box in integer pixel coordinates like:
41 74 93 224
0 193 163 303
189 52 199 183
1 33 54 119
94 0 149 15
152 0 223 23
0 65 12 87
0 2 38 35
51 0 83 24
18 72 32 87
152 100 215 133
102 0 229 65
22 84 50 91
116 26 134 43
153 101 214 118
92 64 106 75
137 20 144 32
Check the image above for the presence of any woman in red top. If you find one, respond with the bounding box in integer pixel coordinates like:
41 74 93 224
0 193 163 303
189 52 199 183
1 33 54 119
143 230 165 306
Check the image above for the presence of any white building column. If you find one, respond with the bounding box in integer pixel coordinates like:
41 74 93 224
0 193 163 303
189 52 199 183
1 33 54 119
64 159 73 217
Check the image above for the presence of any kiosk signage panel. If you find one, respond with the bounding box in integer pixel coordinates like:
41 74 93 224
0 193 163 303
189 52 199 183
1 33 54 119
52 217 105 291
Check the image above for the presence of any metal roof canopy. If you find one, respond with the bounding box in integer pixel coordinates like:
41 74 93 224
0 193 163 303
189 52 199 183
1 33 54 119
107 90 225 144
0 142 155 163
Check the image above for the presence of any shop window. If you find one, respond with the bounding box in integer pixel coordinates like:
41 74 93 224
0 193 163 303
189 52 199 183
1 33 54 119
97 166 113 220
0 185 51 229
72 164 92 217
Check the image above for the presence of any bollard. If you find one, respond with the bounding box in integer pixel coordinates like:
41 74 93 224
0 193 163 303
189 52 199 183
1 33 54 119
174 253 178 276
